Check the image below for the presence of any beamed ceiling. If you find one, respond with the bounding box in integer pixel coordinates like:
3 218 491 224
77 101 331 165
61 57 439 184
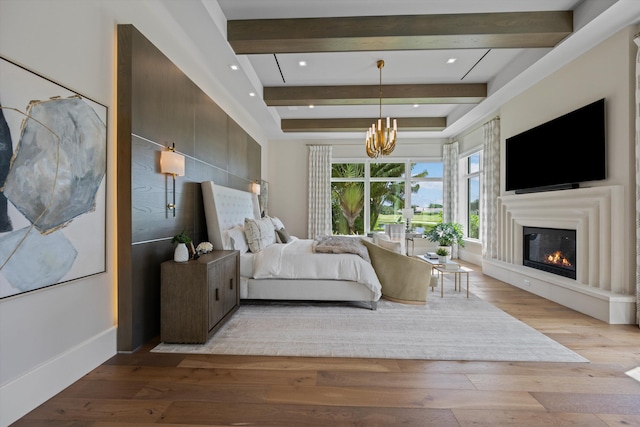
198 0 640 140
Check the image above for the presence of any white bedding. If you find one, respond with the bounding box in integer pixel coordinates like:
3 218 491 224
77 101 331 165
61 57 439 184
250 238 382 300
202 181 381 306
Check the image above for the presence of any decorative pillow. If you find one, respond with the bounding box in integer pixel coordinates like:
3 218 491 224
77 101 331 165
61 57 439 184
269 216 285 230
377 238 402 254
244 217 276 252
226 226 249 254
275 227 292 244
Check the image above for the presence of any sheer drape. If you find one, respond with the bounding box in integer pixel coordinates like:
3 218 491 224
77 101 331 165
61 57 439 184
307 145 332 239
634 34 640 326
443 141 459 223
443 141 459 257
482 117 500 259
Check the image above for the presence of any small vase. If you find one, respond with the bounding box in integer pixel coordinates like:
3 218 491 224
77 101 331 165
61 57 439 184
174 243 189 262
438 255 448 263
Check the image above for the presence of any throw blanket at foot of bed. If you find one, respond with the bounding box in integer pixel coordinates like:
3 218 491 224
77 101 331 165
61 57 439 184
312 235 371 262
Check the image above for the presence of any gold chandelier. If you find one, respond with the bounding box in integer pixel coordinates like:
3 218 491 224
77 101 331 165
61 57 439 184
366 59 397 158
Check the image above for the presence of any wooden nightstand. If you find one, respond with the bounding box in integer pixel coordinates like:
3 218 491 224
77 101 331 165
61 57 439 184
160 250 239 343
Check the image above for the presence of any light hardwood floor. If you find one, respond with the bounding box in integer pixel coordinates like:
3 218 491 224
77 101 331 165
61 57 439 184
12 265 640 426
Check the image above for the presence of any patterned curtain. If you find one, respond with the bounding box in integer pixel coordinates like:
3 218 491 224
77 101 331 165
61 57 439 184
307 145 332 239
634 34 640 326
443 141 459 257
443 141 459 223
481 117 500 259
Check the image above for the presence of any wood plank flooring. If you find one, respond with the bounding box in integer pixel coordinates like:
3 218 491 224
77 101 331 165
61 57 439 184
12 265 640 426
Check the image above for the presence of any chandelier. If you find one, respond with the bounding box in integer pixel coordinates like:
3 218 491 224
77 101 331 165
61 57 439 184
365 60 397 158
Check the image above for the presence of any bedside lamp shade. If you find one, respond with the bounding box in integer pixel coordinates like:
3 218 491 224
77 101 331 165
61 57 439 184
252 181 261 195
401 208 414 219
160 150 185 176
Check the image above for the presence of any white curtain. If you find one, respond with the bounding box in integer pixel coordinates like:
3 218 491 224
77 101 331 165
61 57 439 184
443 141 459 257
634 33 640 326
307 145 332 239
443 141 459 223
482 117 500 259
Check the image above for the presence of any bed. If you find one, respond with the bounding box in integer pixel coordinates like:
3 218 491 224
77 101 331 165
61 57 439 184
201 181 381 309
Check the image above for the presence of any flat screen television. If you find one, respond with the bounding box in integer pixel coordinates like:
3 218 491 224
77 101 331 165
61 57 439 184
505 98 606 194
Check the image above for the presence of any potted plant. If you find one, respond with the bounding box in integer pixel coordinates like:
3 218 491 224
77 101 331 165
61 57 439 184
425 222 465 259
435 247 450 263
171 230 192 262
425 222 465 246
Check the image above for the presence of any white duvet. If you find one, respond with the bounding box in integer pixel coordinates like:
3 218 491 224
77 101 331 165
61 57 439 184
251 238 382 299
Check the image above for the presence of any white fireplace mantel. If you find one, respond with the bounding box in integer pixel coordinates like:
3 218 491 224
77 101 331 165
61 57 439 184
482 185 636 324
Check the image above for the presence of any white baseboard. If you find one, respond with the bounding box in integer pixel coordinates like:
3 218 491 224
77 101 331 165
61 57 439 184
483 259 637 324
0 326 117 427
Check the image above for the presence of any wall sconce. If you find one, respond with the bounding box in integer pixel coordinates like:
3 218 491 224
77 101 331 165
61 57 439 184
251 180 261 195
160 143 185 217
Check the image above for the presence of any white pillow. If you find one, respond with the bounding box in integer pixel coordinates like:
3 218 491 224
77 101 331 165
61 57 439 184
372 232 390 244
244 217 276 252
222 226 249 254
377 238 403 254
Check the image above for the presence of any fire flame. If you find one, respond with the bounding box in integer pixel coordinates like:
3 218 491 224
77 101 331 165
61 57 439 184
544 251 573 268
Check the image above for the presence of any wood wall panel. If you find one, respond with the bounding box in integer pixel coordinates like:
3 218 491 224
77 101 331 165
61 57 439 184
117 24 261 352
194 91 228 170
116 25 134 350
227 119 248 180
130 32 196 151
247 135 261 184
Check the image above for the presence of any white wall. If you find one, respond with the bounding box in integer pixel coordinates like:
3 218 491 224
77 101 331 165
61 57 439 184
499 25 636 293
0 1 265 425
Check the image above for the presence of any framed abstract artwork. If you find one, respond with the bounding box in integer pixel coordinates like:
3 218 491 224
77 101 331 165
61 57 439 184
0 56 107 299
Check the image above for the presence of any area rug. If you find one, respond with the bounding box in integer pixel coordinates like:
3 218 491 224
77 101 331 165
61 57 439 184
152 287 588 362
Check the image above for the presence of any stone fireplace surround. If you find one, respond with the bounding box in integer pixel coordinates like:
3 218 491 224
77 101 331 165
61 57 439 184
482 185 636 324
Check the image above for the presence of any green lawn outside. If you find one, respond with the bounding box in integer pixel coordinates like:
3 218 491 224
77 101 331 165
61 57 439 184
373 212 442 232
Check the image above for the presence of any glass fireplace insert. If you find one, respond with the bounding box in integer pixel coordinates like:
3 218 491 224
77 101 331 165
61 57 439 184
523 226 576 279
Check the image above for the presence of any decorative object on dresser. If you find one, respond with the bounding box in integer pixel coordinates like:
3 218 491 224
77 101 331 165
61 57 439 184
171 229 192 262
160 250 240 343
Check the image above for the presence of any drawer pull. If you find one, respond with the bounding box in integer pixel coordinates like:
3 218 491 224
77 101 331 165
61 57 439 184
215 288 219 301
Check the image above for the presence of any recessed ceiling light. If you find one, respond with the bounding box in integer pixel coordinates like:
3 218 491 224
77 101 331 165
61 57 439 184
413 104 419 108
309 104 314 109
229 64 239 70
446 58 457 64
249 92 256 97
299 60 307 67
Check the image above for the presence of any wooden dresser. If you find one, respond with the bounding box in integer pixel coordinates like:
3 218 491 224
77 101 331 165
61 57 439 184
160 250 239 343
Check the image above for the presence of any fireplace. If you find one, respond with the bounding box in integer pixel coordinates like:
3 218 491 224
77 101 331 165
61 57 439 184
523 227 576 279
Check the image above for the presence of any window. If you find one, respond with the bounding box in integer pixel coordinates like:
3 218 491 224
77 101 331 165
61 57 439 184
463 152 481 239
331 163 365 235
331 160 443 235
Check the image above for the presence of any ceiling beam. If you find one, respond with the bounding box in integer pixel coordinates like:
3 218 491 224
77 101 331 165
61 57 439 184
281 117 446 132
265 83 486 106
228 11 572 54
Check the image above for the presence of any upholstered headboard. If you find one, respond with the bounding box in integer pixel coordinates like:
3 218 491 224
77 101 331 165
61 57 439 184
201 181 261 250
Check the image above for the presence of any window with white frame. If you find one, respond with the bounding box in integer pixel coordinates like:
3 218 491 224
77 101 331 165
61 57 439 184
331 159 443 235
462 151 482 240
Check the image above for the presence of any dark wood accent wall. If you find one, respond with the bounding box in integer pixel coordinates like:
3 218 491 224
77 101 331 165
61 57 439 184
117 25 261 352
